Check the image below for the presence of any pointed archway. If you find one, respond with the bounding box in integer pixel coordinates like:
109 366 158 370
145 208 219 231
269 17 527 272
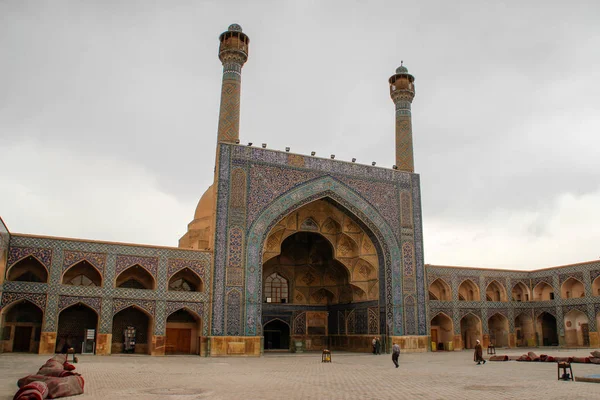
238 176 406 339
7 256 48 283
168 268 203 292
56 303 98 353
115 265 155 290
165 309 202 354
460 313 482 349
429 278 451 301
430 312 453 350
485 281 507 302
561 277 585 299
264 319 290 351
563 309 590 347
512 282 530 302
533 282 554 301
488 313 509 347
458 279 480 301
536 312 558 346
62 260 102 286
0 300 43 353
112 306 153 354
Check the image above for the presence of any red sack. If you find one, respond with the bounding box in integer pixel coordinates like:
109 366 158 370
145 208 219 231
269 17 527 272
13 381 48 400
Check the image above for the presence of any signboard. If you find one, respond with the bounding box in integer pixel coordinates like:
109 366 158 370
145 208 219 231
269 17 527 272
82 329 95 354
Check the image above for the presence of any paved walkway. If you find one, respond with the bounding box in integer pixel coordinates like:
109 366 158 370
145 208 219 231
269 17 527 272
1 348 599 399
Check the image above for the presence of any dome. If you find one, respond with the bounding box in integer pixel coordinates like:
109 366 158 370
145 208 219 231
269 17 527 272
194 184 215 220
396 65 409 74
228 23 243 32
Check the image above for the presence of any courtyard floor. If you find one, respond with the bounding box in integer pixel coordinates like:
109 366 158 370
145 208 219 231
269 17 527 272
1 348 600 399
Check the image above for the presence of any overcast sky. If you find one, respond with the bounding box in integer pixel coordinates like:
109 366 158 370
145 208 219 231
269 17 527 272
1 1 599 270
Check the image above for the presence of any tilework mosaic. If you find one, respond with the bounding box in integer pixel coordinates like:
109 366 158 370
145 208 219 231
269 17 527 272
58 295 101 313
62 250 106 275
4 234 211 338
1 291 47 310
115 255 159 279
426 261 600 338
7 247 52 271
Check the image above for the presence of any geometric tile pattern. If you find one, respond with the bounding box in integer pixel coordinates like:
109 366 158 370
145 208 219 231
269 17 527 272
3 234 211 339
427 260 600 336
62 250 106 275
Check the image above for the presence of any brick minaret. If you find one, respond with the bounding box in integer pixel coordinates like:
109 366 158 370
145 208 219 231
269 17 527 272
389 62 416 172
217 24 249 144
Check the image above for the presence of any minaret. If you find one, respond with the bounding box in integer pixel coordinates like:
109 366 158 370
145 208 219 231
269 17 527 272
216 24 249 144
389 62 416 172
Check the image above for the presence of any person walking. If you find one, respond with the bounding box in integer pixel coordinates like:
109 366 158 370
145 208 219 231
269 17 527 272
375 337 381 355
392 342 400 368
474 339 486 365
372 337 377 355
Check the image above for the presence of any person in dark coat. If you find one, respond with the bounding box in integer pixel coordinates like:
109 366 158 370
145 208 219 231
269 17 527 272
392 342 400 368
375 338 381 355
474 339 486 365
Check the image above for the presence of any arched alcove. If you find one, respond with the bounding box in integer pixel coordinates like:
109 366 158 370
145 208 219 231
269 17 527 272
533 282 554 301
458 280 480 301
429 278 451 301
460 313 482 349
264 319 290 351
515 313 535 347
0 300 43 353
563 310 590 347
62 260 102 286
56 303 98 353
310 288 336 305
561 277 585 299
536 312 558 346
593 276 600 297
488 313 509 347
115 265 155 290
485 281 507 302
7 257 48 283
112 306 153 354
166 309 201 354
511 282 530 302
168 268 203 292
430 312 453 350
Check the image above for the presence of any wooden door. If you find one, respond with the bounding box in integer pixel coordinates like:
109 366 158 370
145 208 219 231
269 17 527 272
166 328 191 354
13 326 32 352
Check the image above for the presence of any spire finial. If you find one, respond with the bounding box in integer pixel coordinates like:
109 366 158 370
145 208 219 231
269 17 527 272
401 60 403 66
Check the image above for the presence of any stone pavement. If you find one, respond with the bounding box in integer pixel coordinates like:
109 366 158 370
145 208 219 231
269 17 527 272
1 348 600 400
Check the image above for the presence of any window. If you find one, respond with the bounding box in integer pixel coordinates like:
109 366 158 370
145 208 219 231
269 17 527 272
169 278 193 292
68 275 96 286
549 292 554 300
265 273 288 303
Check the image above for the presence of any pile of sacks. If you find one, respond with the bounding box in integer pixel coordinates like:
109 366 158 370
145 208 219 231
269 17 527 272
512 350 600 364
13 354 84 400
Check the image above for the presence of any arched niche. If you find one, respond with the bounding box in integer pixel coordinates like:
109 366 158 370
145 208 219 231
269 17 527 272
0 300 43 353
460 313 482 349
561 277 585 299
514 313 534 347
115 265 155 290
593 276 600 297
56 303 98 353
563 309 590 347
112 306 153 354
263 319 290 351
166 309 202 355
7 256 48 283
511 282 530 302
430 312 453 350
429 278 451 301
536 312 558 346
62 260 102 287
488 313 509 347
458 279 480 301
533 282 554 301
485 280 508 302
168 268 203 292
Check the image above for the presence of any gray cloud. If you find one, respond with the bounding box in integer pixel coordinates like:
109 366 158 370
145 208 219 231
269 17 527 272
1 0 599 268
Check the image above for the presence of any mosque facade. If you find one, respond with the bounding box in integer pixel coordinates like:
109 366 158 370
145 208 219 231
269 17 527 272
0 25 598 357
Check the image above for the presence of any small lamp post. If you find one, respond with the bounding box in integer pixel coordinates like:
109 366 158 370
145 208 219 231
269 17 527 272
321 349 332 363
